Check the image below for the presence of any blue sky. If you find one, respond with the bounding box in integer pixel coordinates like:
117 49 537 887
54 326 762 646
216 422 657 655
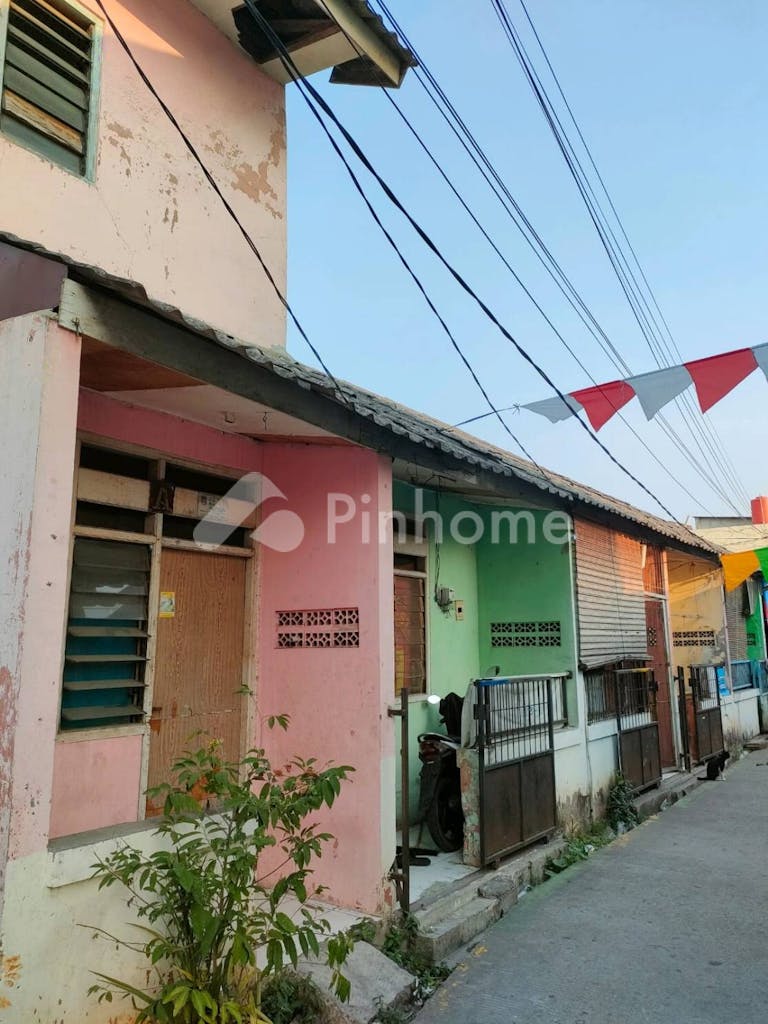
284 0 767 520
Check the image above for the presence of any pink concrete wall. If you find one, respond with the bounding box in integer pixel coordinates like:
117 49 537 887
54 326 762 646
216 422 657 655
43 388 265 838
78 388 264 473
49 735 143 838
0 0 286 349
7 321 81 862
258 445 395 914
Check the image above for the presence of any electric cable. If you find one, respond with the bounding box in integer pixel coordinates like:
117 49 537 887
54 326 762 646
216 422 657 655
492 0 750 510
371 2 740 513
314 12 718 513
243 0 697 526
92 0 350 406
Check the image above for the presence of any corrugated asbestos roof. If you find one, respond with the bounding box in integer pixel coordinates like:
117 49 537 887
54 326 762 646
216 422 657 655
0 232 717 556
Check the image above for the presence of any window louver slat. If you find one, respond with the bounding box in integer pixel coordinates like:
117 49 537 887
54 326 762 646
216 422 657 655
2 0 93 173
61 538 150 731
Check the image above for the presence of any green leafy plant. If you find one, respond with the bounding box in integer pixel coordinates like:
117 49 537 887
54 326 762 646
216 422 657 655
259 972 325 1024
373 995 409 1024
545 826 611 877
87 734 354 1023
379 914 450 1002
606 772 640 832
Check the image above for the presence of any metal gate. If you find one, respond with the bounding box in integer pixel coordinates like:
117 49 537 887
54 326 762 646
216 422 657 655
615 666 662 792
475 674 566 866
679 664 725 766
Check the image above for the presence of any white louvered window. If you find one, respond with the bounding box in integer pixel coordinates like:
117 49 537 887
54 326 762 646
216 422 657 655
0 0 99 175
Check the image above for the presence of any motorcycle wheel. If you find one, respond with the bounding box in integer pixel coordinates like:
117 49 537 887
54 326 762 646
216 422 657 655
426 775 464 853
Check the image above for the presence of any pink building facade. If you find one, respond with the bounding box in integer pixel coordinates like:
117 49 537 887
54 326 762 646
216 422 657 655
0 2 412 1018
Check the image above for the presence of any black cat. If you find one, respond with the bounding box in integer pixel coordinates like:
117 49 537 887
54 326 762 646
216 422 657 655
704 751 731 780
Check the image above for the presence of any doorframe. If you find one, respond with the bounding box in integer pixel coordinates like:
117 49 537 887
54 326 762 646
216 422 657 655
65 432 257 819
643 551 680 769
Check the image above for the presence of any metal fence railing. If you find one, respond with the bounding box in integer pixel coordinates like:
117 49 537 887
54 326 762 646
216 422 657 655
730 659 766 691
475 674 569 765
585 661 655 727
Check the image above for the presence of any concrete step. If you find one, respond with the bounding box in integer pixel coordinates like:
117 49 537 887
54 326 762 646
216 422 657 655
413 872 485 931
412 837 566 963
413 894 502 964
634 772 702 820
744 734 768 751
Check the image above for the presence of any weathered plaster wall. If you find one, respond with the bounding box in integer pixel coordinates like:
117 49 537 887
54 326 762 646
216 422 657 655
0 0 287 348
0 314 52 921
475 510 577 681
721 690 760 747
49 735 143 838
258 445 395 914
667 554 727 669
5 321 81 867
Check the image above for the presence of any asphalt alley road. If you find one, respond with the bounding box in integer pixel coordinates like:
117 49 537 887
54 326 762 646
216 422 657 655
414 752 768 1024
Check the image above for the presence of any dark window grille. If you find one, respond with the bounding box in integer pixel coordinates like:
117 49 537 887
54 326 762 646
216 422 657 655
476 674 568 765
730 659 763 691
586 660 653 725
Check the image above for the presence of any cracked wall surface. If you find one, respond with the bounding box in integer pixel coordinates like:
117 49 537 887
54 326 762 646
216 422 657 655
0 0 287 348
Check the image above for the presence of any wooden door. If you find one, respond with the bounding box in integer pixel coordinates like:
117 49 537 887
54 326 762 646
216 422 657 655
146 549 247 814
645 598 675 768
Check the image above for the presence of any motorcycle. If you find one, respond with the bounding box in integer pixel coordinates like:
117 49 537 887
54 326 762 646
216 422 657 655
417 692 464 853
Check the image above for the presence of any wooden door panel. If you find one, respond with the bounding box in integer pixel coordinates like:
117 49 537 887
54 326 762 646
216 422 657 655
146 550 247 812
645 599 675 767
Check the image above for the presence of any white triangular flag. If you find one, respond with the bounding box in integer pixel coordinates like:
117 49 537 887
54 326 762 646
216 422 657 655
752 343 768 381
625 365 692 420
523 394 583 423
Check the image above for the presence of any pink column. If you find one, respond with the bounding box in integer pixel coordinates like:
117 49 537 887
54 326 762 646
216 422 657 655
258 444 395 913
1 319 81 890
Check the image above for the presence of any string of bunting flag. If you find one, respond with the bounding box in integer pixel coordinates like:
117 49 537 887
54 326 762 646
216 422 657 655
523 343 768 431
721 547 768 592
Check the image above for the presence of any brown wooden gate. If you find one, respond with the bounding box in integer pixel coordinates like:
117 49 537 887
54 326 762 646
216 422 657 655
475 675 566 866
616 666 662 792
679 664 725 766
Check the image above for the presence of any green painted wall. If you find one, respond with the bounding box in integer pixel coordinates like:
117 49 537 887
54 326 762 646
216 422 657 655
475 510 577 680
746 583 766 661
393 484 481 817
392 487 578 825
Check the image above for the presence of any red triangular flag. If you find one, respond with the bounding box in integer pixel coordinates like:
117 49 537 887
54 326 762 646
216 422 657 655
569 380 636 431
684 348 757 413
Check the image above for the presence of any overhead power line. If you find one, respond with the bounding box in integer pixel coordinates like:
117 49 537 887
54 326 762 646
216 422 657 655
243 1 698 526
490 0 751 511
368 1 741 513
321 11 723 514
92 0 349 406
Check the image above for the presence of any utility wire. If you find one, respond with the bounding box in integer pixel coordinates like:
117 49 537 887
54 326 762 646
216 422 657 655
371 1 739 513
491 0 744 504
244 1 694 525
316 11 716 513
516 0 747 496
492 0 750 510
92 0 350 407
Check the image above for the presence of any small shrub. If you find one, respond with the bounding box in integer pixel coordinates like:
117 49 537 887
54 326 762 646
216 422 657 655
87 733 355 1023
379 914 450 1002
606 772 640 832
545 824 612 877
260 972 325 1024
